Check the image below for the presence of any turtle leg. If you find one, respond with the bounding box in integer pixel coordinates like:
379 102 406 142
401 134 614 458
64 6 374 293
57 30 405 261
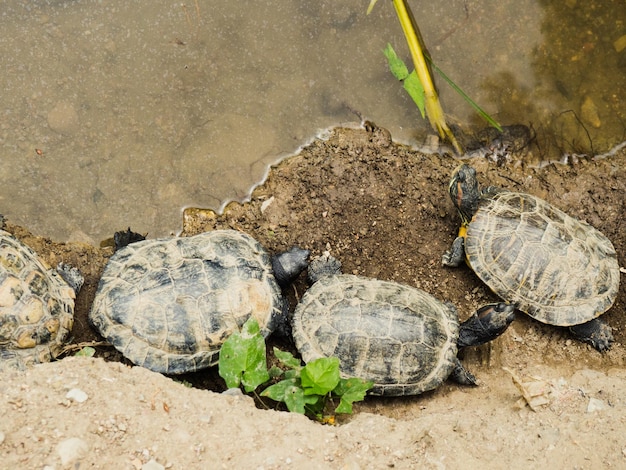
450 357 477 386
271 297 293 342
457 303 516 348
442 236 466 267
569 318 614 352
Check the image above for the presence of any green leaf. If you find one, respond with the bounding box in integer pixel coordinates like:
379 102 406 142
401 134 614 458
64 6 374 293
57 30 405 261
261 378 306 414
74 346 96 357
301 357 341 395
383 44 426 119
383 43 409 81
335 397 355 415
261 378 295 401
273 347 302 369
303 394 326 416
218 318 270 392
333 378 374 414
403 70 426 118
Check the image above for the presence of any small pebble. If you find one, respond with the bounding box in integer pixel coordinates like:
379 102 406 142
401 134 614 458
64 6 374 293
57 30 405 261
587 397 608 413
47 101 80 135
614 34 626 53
260 196 274 213
66 388 88 403
142 460 165 470
56 437 89 466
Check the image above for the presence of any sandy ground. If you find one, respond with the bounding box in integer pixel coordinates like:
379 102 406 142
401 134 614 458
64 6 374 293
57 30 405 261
1 125 625 469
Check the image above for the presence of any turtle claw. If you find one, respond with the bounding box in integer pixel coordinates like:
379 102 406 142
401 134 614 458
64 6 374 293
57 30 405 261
451 358 477 386
569 318 614 352
442 236 465 267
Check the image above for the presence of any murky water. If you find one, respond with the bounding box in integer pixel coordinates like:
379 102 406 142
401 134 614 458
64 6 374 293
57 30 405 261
0 0 624 243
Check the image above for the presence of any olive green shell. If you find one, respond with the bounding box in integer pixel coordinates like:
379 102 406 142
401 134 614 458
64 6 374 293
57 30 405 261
292 274 459 396
465 191 619 326
0 230 76 370
89 230 284 374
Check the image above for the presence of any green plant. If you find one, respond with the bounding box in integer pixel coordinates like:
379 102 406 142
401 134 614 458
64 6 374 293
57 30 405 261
368 0 501 153
218 318 373 420
262 348 372 417
218 316 270 393
74 346 96 357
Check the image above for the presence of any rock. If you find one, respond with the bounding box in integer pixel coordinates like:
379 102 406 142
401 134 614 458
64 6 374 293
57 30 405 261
142 459 165 470
66 388 88 403
260 196 275 213
587 397 608 413
47 101 79 135
614 34 626 53
56 437 89 467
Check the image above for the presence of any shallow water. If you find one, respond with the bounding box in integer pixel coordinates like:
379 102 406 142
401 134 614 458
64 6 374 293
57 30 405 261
0 0 623 243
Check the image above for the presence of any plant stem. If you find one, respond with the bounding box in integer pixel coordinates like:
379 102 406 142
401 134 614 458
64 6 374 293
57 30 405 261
391 0 463 154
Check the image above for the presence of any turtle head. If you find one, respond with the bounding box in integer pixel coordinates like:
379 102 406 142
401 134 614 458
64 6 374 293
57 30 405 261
449 164 481 225
457 302 516 349
272 247 310 288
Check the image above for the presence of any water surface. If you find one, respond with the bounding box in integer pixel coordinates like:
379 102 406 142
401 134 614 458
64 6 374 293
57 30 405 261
0 0 623 242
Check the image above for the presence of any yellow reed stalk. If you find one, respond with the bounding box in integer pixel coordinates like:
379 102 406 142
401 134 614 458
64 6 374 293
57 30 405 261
391 0 462 154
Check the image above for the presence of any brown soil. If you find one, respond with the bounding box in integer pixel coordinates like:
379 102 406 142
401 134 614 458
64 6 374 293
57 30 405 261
1 125 625 469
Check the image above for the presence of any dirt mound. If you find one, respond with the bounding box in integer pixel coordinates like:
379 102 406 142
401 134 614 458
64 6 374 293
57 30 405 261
1 126 625 468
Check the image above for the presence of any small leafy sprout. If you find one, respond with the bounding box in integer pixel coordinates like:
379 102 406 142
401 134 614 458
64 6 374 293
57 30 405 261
218 318 373 421
74 346 96 358
218 316 270 393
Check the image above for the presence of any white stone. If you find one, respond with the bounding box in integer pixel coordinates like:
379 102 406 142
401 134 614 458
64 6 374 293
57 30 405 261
56 437 89 466
142 459 165 470
587 397 608 413
260 196 275 213
66 388 88 403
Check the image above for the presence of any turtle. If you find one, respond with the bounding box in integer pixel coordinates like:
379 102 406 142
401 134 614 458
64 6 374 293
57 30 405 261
442 164 620 352
89 229 309 374
0 228 84 371
292 253 515 397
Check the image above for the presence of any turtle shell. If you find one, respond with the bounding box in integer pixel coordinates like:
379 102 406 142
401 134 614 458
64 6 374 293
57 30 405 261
89 230 284 374
0 230 76 370
465 190 619 327
292 274 459 396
